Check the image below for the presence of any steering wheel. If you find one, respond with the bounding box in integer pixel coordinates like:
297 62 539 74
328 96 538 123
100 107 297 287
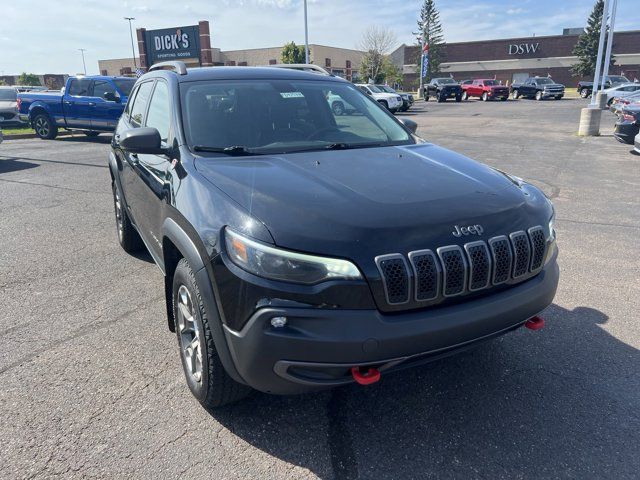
307 126 342 141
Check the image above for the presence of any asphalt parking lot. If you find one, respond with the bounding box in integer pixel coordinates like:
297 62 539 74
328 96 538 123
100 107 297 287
1 98 639 479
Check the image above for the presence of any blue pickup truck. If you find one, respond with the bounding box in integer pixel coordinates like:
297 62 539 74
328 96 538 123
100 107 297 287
18 75 135 139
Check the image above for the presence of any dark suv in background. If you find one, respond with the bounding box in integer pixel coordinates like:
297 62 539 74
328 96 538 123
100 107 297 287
109 61 559 409
423 78 463 102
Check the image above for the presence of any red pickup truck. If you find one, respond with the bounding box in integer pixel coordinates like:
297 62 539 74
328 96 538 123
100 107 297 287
461 79 510 101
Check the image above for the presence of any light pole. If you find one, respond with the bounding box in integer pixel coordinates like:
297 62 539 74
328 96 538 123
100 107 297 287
124 17 138 69
303 0 309 64
590 0 610 106
78 48 87 75
600 0 617 89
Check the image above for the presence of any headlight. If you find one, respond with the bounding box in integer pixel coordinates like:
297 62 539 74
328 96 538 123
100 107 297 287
224 228 362 284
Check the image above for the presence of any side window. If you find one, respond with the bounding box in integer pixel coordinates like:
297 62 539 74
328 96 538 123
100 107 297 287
129 81 154 127
68 79 92 96
145 81 170 142
124 85 139 119
92 80 116 100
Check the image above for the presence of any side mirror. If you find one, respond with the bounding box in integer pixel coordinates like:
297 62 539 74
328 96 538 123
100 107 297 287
398 117 418 134
119 127 164 154
104 91 119 102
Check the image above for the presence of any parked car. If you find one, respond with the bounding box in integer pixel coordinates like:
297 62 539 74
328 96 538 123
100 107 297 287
613 106 640 145
511 77 565 100
109 61 559 409
600 83 640 106
17 75 135 139
577 75 631 98
461 79 509 101
376 85 414 111
609 90 640 114
0 86 26 126
326 91 356 115
355 84 403 112
424 78 463 102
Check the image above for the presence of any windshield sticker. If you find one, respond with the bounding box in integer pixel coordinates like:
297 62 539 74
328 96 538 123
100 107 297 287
280 92 305 98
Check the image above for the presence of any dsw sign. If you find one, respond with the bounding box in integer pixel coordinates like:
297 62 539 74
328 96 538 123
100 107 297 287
508 43 540 55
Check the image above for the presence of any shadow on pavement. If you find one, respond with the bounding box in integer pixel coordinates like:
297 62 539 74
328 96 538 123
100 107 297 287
0 157 39 174
210 304 640 479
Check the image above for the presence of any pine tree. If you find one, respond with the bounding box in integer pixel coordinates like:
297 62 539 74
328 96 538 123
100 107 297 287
571 0 615 78
415 0 445 81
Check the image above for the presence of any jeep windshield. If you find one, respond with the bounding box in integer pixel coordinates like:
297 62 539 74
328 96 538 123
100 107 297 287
436 79 457 85
180 80 413 155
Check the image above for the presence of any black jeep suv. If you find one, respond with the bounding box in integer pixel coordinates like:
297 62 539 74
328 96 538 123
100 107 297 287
109 62 559 408
424 78 463 103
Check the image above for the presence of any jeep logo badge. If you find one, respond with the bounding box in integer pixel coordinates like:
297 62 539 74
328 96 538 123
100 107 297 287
452 224 484 237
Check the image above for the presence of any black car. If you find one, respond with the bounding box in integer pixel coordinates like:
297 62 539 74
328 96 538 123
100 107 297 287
109 61 559 409
613 106 640 144
511 77 565 101
424 78 463 102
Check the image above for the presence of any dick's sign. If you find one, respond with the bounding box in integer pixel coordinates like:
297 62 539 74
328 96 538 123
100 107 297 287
145 25 201 64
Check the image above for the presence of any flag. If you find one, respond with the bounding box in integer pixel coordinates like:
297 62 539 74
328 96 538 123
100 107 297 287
421 42 429 78
421 53 429 78
135 68 145 78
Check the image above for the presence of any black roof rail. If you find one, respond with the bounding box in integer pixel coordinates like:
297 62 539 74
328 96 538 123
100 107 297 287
148 61 188 75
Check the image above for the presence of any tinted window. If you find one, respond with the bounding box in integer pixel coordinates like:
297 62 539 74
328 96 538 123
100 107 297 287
0 89 17 101
114 78 135 96
536 78 554 85
437 78 457 84
129 81 154 126
68 79 92 96
483 80 498 86
92 80 116 100
181 79 412 154
367 85 383 93
145 81 170 141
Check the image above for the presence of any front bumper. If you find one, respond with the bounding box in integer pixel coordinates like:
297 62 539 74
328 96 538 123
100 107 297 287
542 90 564 98
222 253 559 394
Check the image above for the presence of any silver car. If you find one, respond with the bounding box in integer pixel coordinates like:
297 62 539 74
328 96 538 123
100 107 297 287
0 86 25 126
601 83 640 106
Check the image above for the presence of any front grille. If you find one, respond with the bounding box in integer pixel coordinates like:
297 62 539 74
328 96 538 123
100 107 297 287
375 254 410 305
377 225 548 307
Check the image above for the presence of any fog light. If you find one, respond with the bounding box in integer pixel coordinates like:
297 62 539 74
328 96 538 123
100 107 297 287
270 316 287 328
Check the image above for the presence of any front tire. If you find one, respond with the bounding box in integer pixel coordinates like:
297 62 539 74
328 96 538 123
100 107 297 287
580 88 590 98
536 91 543 101
33 114 58 140
173 259 250 409
437 92 445 103
455 94 462 102
112 181 143 253
511 90 519 100
462 91 468 101
482 92 489 101
378 100 389 110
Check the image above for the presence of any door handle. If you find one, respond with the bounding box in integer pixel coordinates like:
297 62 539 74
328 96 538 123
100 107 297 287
88 102 96 107
64 101 73 105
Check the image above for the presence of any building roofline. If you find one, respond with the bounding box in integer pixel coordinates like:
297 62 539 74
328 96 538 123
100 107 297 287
221 43 364 54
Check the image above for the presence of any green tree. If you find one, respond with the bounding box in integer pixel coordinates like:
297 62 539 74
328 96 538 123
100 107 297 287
415 0 445 81
17 72 41 86
280 41 306 64
571 0 615 78
0 79 7 86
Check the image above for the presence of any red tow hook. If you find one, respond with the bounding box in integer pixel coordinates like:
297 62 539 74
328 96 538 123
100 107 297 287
351 366 381 386
525 315 545 331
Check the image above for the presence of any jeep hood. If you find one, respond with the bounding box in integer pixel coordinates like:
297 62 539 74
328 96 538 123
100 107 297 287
194 143 549 260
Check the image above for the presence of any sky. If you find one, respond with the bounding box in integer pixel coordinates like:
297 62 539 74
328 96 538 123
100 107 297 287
1 0 638 75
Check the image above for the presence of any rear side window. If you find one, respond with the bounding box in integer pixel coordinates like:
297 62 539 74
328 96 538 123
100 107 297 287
129 81 154 126
68 79 92 96
124 85 139 118
0 89 17 101
92 80 116 100
145 81 170 142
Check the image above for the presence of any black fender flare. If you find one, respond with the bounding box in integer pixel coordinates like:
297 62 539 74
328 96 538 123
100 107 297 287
162 217 247 385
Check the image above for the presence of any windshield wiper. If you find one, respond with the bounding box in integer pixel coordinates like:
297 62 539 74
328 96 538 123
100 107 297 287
193 145 257 156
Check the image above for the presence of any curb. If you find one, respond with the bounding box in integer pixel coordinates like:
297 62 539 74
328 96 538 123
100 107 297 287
2 131 80 140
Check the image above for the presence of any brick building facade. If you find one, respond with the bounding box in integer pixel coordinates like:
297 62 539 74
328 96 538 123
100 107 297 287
391 30 640 91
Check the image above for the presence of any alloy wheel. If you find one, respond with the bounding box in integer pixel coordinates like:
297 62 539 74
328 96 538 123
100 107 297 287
35 117 49 137
113 186 124 241
177 285 203 383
